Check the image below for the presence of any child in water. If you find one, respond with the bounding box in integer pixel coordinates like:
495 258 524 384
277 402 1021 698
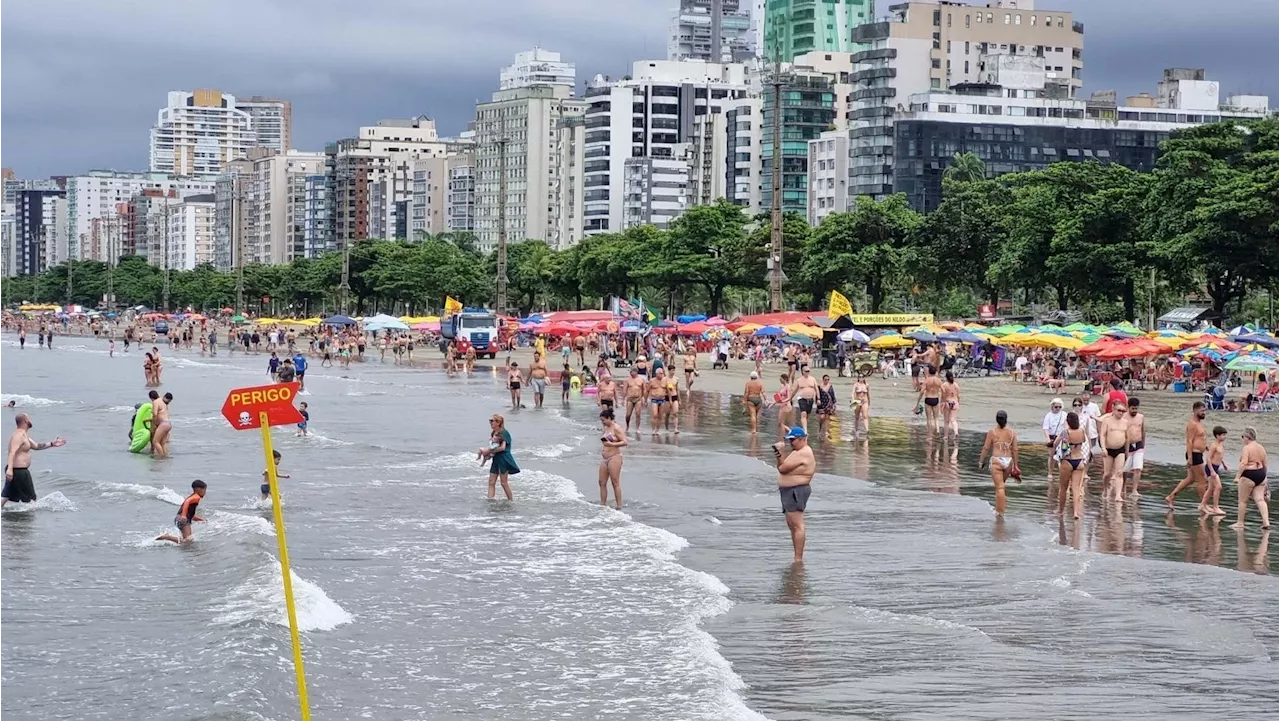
477 428 500 464
296 402 309 437
261 450 291 501
156 480 206 544
562 364 574 403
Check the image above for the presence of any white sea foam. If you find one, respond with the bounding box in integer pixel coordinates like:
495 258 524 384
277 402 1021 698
1 394 65 407
847 605 992 639
106 405 138 413
214 555 354 632
206 510 276 537
167 357 223 370
0 491 77 513
705 515 723 525
97 481 187 505
528 442 577 459
515 468 585 503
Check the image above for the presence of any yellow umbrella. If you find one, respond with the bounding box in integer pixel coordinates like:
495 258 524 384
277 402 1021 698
422 315 440 323
254 317 281 325
735 323 763 335
869 335 914 349
784 323 822 339
993 332 1036 346
1039 334 1085 350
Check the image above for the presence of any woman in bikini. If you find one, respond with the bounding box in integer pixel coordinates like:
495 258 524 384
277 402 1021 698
664 373 681 434
940 370 961 438
851 377 871 436
1230 427 1270 530
978 410 1020 516
1055 412 1089 519
506 362 524 410
769 373 795 435
743 372 765 433
598 408 628 508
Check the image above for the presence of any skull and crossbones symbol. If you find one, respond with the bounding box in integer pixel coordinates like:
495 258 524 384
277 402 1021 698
238 411 252 426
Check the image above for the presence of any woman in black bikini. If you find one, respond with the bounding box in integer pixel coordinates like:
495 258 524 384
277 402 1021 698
1056 412 1089 519
598 408 627 508
1230 427 1270 530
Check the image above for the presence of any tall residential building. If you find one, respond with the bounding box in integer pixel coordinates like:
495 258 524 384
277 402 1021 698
14 189 66 276
761 63 836 214
891 67 1269 211
65 171 215 261
150 90 256 177
410 140 478 239
302 175 331 258
237 96 293 153
233 150 327 265
1 212 15 278
851 0 1084 198
580 60 750 235
669 0 754 63
501 48 576 90
4 177 61 205
807 128 849 224
794 50 856 131
446 148 477 234
213 159 252 271
165 194 218 270
326 117 448 249
474 84 586 251
123 190 177 262
764 0 873 60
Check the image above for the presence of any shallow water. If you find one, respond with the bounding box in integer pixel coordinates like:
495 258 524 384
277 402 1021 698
1 337 1276 720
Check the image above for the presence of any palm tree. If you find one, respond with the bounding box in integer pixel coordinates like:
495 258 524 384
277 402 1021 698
944 152 986 183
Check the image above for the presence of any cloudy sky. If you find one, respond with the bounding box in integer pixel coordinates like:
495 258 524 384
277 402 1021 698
2 0 1275 178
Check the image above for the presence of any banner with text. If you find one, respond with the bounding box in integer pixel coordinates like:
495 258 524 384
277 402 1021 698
850 313 934 326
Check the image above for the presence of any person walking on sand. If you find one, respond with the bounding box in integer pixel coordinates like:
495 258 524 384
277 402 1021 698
978 410 1020 517
1229 427 1269 530
773 426 815 563
480 415 519 501
2 414 67 507
598 408 627 508
1166 401 1210 508
851 377 870 436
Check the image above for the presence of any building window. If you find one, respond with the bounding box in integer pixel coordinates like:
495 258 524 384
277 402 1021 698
965 61 970 74
965 41 970 54
947 13 951 26
987 13 993 23
1004 13 1010 24
975 12 982 23
932 58 941 68
930 78 941 89
1030 15 1036 24
1057 16 1064 27
1015 14 1021 24
965 14 970 27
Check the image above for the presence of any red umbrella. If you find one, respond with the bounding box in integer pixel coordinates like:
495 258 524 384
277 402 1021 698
1094 338 1170 360
680 322 711 335
1076 337 1119 356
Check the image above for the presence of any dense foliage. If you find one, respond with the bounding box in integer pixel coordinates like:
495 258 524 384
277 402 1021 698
5 118 1276 324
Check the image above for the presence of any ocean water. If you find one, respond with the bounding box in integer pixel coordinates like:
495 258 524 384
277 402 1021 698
1 336 1275 721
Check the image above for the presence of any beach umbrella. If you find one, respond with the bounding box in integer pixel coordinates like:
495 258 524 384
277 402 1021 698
231 314 247 324
1224 353 1280 373
1104 326 1143 338
367 318 409 332
705 316 728 326
905 328 937 343
680 321 711 335
837 328 871 344
1228 324 1258 337
676 314 707 324
1200 326 1227 336
1236 333 1279 349
869 334 914 349
1093 338 1170 360
754 326 785 337
703 327 732 340
939 330 984 344
1180 346 1224 362
323 314 356 326
784 323 822 339
782 334 815 347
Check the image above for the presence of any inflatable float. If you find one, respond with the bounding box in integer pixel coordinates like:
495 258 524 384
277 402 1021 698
130 403 153 453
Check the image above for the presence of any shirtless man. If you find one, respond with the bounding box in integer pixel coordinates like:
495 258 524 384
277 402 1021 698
743 371 765 433
2 414 67 506
773 426 816 564
1096 399 1129 502
647 368 670 434
1166 401 1209 508
915 366 944 433
623 368 646 431
851 377 871 436
597 373 618 414
150 391 174 458
790 367 819 434
527 352 550 409
1123 398 1146 497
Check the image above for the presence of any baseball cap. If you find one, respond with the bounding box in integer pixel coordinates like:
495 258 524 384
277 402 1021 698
785 426 808 440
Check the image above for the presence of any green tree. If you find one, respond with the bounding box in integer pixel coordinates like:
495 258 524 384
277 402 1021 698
943 151 987 183
801 195 921 312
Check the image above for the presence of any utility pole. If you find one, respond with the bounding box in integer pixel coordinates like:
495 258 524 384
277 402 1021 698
162 196 171 312
495 136 509 317
338 168 352 314
104 226 115 312
66 256 73 306
767 43 786 312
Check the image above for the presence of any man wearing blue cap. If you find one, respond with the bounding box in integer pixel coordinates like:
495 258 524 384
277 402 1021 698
773 426 816 563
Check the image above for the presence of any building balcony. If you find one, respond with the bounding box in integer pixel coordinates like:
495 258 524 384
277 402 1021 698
852 67 897 83
853 22 891 43
852 47 898 64
853 87 897 101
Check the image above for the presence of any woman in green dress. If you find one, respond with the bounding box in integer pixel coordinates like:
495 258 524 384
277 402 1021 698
483 414 519 500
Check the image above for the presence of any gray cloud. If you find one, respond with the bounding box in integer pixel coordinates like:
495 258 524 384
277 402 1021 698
2 0 1274 178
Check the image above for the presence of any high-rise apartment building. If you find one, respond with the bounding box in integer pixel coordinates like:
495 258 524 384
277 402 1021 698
14 189 67 276
761 63 836 214
240 150 327 265
150 90 257 177
165 194 218 270
1 213 15 278
473 84 586 251
764 0 873 60
669 0 754 63
65 171 215 262
580 60 750 235
213 159 252 272
807 128 849 224
237 96 293 153
501 48 576 91
851 0 1084 197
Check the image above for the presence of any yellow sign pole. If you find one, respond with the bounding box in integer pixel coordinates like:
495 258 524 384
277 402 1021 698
260 410 312 721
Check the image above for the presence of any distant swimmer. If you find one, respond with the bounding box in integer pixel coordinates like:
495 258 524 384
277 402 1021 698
978 410 1021 517
261 449 291 501
773 426 815 564
598 408 628 508
151 392 174 458
5 400 15 408
3 414 67 507
155 480 207 544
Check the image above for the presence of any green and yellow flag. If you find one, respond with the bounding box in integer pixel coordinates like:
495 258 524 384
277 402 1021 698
828 290 853 319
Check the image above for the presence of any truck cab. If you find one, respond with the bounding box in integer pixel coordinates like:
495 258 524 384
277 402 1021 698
441 309 499 358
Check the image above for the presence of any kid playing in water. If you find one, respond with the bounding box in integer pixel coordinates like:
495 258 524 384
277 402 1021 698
261 450 291 501
156 480 206 544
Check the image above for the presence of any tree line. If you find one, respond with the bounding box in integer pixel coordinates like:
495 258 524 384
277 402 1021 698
4 117 1275 325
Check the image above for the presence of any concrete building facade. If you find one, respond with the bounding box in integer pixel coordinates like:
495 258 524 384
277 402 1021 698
164 194 218 270
65 171 214 262
764 0 873 61
15 189 67 276
501 48 576 91
237 96 293 154
150 90 257 177
669 0 754 63
807 128 850 225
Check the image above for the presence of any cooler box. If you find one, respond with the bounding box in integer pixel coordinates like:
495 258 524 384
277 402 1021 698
1172 381 1187 393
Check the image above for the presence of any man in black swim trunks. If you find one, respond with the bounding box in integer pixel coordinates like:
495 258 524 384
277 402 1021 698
1166 401 1209 508
915 366 944 434
773 426 815 564
3 414 67 506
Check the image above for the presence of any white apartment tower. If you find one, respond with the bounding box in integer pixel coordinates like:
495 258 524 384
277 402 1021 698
150 90 257 177
164 194 217 270
501 48 576 90
669 0 754 63
807 129 849 225
65 171 215 261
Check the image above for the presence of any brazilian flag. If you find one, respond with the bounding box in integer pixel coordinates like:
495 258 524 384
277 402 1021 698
630 298 658 325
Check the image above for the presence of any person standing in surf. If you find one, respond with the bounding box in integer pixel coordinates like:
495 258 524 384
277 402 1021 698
507 362 524 410
743 372 765 433
3 414 67 506
155 480 206 544
1230 427 1269 530
773 426 815 564
481 415 518 501
151 392 174 459
598 408 627 508
978 410 1020 517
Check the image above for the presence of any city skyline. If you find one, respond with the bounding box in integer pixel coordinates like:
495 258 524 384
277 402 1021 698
2 0 1277 178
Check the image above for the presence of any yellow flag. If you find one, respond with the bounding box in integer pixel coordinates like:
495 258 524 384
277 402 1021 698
828 290 853 320
444 296 463 315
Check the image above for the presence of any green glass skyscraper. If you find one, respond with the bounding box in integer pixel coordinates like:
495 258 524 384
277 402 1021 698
763 0 873 60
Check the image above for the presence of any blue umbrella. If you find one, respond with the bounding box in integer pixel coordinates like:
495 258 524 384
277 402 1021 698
906 328 937 342
323 314 356 326
754 326 785 337
676 314 707 324
1228 324 1257 337
1105 327 1142 338
939 330 984 344
1236 333 1279 349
